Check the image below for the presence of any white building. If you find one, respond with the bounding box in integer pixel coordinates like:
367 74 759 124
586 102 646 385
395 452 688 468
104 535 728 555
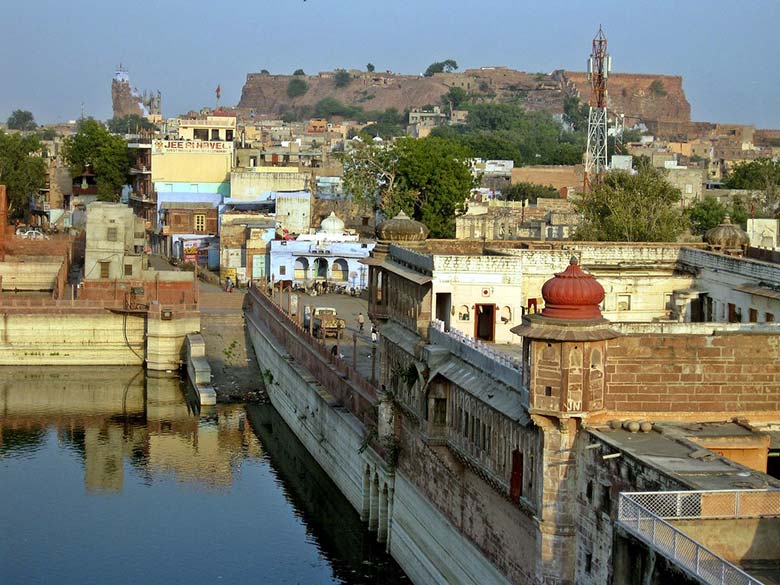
269 213 374 289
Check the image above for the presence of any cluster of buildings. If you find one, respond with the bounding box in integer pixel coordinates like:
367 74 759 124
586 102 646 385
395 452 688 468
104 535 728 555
357 211 780 584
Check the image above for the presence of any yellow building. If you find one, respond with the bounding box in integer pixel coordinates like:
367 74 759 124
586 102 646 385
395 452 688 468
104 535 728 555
151 139 234 184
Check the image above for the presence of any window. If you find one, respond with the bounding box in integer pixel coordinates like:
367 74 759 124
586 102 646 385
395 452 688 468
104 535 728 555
100 261 110 279
664 293 673 310
500 306 512 323
767 313 775 323
544 386 553 397
458 305 470 321
194 214 206 232
279 266 286 276
107 227 118 242
433 398 447 426
124 264 133 277
749 308 758 323
617 294 631 311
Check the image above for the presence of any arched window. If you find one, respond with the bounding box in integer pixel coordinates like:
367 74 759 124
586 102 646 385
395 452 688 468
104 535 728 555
458 305 470 321
313 257 328 279
332 258 348 282
294 257 309 280
500 306 512 323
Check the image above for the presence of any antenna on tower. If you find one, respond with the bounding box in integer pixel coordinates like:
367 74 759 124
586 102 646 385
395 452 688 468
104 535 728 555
583 26 610 194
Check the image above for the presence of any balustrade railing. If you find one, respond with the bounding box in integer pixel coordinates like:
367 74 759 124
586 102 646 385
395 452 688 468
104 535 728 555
617 490 780 585
246 285 379 430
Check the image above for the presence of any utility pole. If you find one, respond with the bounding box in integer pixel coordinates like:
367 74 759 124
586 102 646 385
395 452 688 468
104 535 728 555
583 26 611 194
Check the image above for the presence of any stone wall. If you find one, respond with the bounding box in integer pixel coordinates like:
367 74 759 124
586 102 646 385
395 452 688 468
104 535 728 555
603 332 780 415
0 258 63 291
562 72 691 126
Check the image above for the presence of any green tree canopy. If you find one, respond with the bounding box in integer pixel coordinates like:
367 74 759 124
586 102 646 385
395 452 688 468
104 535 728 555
431 103 586 166
366 63 375 72
107 114 156 134
441 87 468 111
0 130 47 219
341 137 475 238
61 119 130 202
334 69 352 88
687 196 750 235
313 97 360 119
424 59 458 77
503 182 559 204
725 158 780 217
575 168 688 242
293 69 305 76
6 109 37 131
287 78 309 98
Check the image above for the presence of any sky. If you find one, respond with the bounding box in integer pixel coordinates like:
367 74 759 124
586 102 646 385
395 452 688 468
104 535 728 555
2 0 779 127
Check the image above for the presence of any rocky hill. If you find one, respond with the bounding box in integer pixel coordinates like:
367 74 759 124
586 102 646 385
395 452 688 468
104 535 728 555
237 68 691 126
560 71 691 125
238 72 450 116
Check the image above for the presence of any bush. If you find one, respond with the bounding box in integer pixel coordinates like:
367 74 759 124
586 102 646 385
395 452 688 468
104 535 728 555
334 69 351 88
287 78 309 98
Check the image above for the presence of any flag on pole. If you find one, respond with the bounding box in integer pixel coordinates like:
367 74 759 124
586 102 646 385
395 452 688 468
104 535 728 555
216 84 221 100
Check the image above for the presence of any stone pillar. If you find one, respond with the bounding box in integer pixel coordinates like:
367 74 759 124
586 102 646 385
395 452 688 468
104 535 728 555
385 486 395 553
377 483 388 543
352 332 358 370
368 474 379 531
361 466 371 522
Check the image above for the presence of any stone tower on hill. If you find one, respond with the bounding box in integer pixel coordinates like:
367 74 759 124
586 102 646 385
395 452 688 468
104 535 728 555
111 65 161 120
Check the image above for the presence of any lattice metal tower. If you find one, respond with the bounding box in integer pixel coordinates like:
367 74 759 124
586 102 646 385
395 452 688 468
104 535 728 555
583 26 611 193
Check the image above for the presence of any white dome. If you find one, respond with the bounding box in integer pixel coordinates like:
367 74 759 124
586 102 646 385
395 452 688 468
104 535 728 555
320 211 345 234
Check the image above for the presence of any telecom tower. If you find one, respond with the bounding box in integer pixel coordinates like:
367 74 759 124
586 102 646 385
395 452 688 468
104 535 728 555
583 27 611 194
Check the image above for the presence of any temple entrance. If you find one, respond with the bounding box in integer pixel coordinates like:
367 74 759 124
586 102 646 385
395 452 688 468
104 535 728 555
474 303 495 342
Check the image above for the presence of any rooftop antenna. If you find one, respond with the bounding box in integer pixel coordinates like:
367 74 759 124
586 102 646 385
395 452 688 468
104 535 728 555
583 26 611 194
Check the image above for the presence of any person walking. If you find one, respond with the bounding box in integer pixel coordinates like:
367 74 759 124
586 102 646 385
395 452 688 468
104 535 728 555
371 326 378 344
357 312 365 333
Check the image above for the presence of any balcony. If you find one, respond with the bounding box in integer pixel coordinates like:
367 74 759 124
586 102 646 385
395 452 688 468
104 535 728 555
617 490 780 585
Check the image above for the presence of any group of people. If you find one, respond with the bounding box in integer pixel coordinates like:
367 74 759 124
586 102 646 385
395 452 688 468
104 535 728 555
357 312 378 343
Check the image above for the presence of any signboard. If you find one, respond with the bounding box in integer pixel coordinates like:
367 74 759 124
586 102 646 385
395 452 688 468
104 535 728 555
152 140 234 155
183 245 199 265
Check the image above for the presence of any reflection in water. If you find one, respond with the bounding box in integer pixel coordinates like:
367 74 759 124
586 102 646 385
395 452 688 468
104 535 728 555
0 367 407 584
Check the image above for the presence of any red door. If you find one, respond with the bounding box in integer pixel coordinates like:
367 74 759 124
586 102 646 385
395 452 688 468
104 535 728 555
510 449 523 503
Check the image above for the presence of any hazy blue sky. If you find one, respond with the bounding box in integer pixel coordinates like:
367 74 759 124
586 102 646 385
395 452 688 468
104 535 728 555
2 0 779 127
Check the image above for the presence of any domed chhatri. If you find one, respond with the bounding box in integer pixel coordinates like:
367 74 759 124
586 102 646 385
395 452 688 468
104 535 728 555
540 257 605 320
704 215 749 252
320 211 345 235
376 210 429 242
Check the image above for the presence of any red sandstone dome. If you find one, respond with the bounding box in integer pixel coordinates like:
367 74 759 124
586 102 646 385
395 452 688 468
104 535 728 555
540 257 605 320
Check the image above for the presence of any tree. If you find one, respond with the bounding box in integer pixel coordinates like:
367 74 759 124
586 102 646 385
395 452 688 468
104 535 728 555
687 196 726 235
61 119 130 202
287 78 309 98
0 130 47 219
7 109 37 131
575 168 688 242
341 137 476 238
260 69 270 74
503 182 559 204
424 59 458 77
649 79 667 97
334 69 351 88
725 158 780 217
366 63 375 73
293 69 305 76
107 114 156 134
40 128 57 141
441 87 468 111
313 97 360 119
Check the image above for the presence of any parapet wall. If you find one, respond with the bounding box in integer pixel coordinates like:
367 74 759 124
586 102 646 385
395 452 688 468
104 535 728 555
604 331 780 416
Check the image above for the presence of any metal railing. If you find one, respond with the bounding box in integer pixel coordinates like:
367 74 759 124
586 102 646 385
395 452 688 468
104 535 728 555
617 490 780 585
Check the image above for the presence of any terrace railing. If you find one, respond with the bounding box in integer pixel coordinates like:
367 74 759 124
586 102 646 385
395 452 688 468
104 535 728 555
617 490 780 585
